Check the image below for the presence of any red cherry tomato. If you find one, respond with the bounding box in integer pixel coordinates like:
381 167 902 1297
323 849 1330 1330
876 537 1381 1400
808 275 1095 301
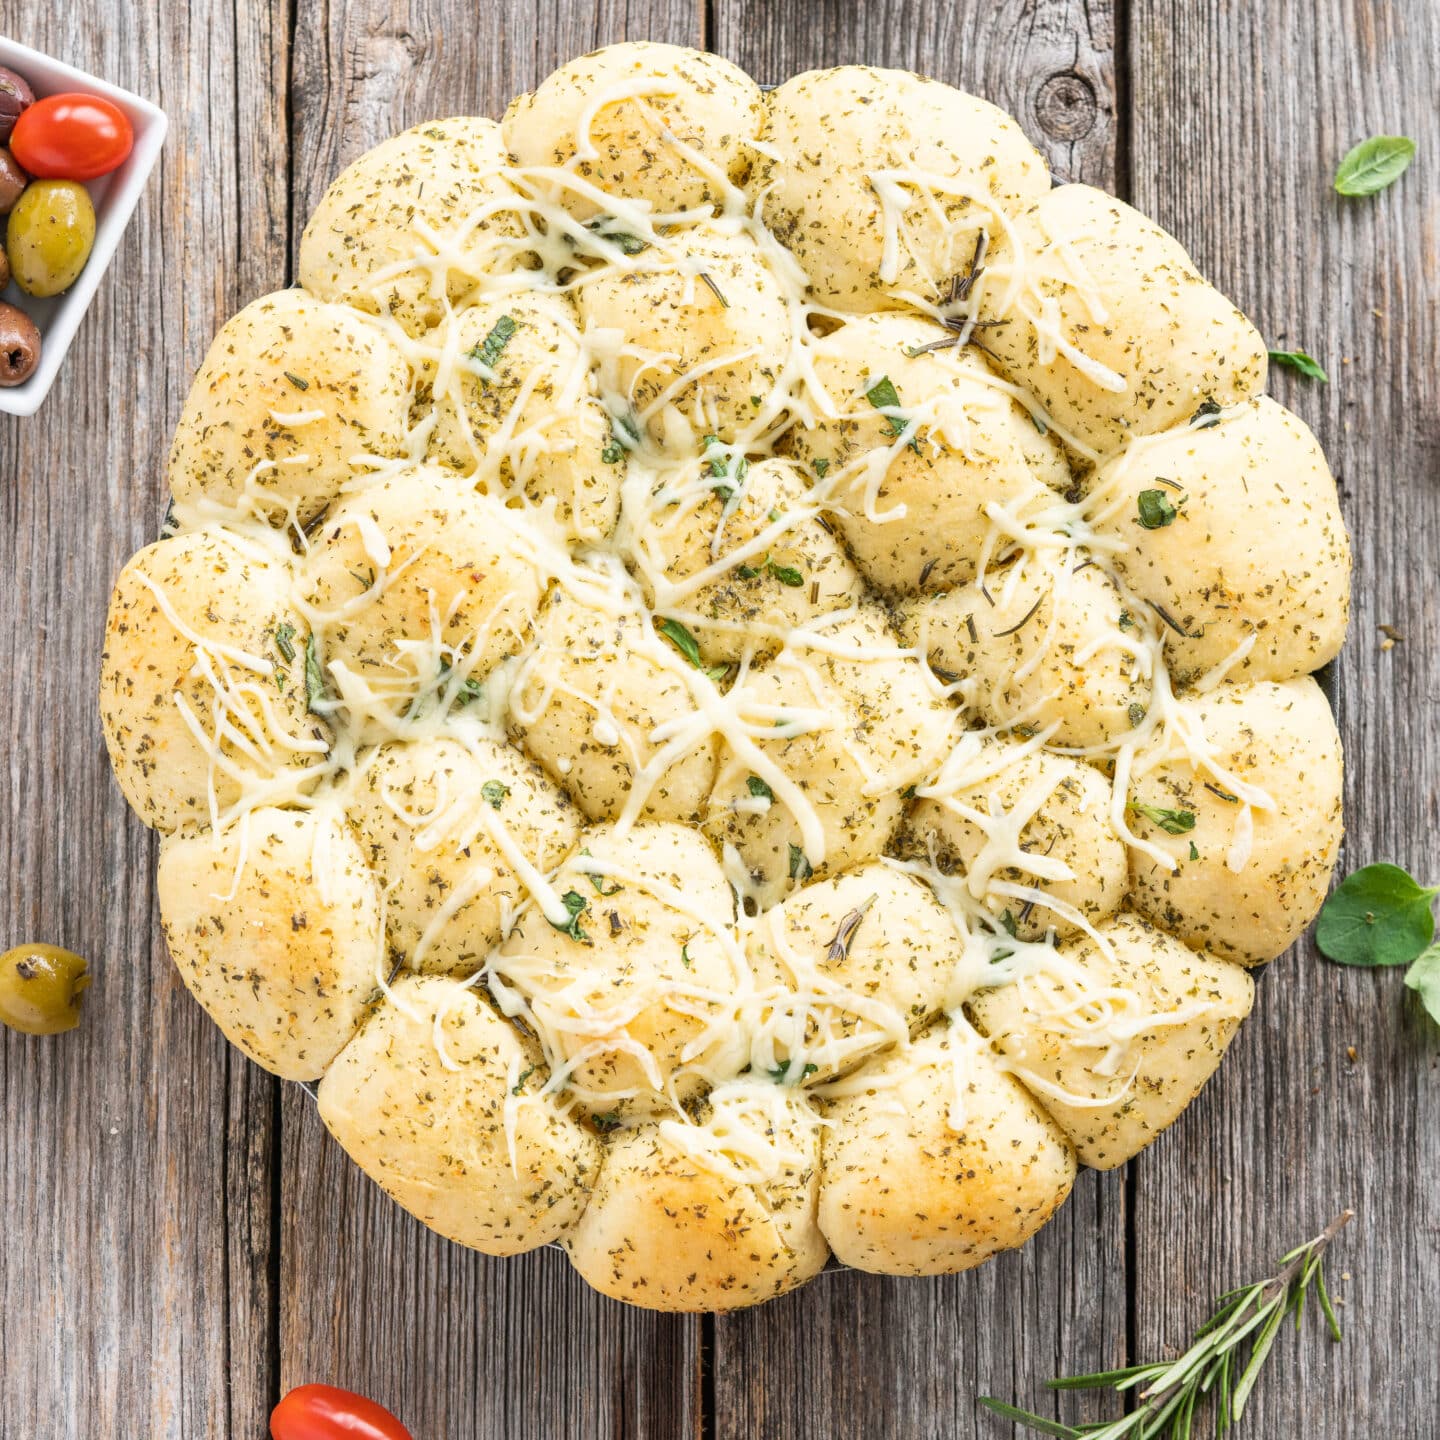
270 1383 414 1440
9 93 134 180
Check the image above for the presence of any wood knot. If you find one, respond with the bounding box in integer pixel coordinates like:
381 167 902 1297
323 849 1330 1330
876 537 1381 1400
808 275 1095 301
1034 72 1099 141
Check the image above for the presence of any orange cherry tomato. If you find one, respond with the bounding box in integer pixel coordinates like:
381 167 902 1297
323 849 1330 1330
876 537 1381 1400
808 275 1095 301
270 1384 414 1440
9 93 133 180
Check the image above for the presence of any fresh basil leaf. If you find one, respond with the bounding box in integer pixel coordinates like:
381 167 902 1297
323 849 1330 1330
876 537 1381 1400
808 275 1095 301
1316 862 1438 967
1268 349 1329 382
1137 489 1179 529
1403 943 1440 1027
865 374 920 452
1334 135 1415 196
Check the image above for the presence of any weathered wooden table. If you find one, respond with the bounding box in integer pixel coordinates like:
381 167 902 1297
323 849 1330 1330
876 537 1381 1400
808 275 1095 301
2 2 1436 1436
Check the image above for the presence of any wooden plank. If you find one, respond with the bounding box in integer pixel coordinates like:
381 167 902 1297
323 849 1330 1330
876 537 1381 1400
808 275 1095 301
1128 3 1440 1435
277 6 705 1437
706 6 1129 1436
0 3 289 1438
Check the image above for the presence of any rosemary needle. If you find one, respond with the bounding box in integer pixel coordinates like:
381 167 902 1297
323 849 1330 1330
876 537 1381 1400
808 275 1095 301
979 1210 1353 1439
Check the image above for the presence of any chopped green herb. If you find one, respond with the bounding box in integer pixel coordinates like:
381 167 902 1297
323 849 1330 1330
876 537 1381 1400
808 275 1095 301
812 458 830 479
1191 398 1223 429
1030 411 1048 436
1128 702 1147 729
1268 348 1329 382
1188 840 1200 862
601 438 624 465
273 622 297 664
701 434 729 478
750 394 763 407
747 775 775 801
282 371 310 391
1117 609 1134 631
999 909 1019 939
578 848 621 896
735 561 762 580
591 1110 623 1132
767 1060 819 1084
469 313 518 371
590 225 649 254
481 780 509 810
1334 134 1415 196
865 374 920 453
1137 488 1179 529
548 889 590 942
767 560 804 587
827 893 879 963
788 844 813 883
657 617 726 680
680 942 693 968
304 633 328 714
1129 801 1197 835
511 1065 535 1095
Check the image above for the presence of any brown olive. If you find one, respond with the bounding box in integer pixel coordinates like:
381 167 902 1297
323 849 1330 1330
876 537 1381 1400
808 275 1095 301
0 300 41 387
0 240 8 289
0 146 27 214
0 943 90 1036
0 67 33 146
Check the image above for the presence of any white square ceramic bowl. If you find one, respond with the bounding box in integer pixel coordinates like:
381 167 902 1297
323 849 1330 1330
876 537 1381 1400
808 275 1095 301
0 35 166 416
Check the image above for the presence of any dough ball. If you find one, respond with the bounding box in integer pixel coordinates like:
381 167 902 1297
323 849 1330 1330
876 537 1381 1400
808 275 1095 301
318 973 600 1254
564 1079 826 1309
818 1019 1076 1274
493 823 745 1111
503 42 764 217
967 910 1254 1168
755 66 1049 311
901 735 1127 939
298 464 543 726
896 550 1151 748
785 312 1070 593
745 862 960 1081
157 806 381 1080
299 117 521 337
709 607 956 909
1127 677 1343 965
100 530 328 833
1088 396 1351 686
507 582 718 825
578 229 792 446
622 455 865 663
168 289 412 526
426 291 619 542
975 185 1268 457
343 735 580 974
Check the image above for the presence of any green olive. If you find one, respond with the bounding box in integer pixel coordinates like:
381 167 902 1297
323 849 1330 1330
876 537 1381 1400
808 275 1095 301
0 943 90 1036
6 180 96 297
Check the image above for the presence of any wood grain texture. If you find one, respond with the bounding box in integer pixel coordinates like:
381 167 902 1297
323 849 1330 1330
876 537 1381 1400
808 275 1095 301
1127 3 1440 1436
276 5 705 1438
0 3 290 1438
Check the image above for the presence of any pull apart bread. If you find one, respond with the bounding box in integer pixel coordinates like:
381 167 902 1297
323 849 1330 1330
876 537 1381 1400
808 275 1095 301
101 42 1349 1312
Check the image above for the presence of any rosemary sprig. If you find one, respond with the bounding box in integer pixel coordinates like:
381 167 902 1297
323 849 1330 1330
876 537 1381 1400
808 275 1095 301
980 1210 1353 1439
